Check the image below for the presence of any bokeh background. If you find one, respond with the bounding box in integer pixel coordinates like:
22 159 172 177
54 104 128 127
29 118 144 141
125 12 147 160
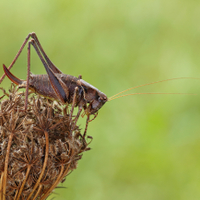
1 0 200 199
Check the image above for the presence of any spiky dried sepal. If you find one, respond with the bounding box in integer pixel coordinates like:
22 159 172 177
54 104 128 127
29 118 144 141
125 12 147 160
0 85 91 200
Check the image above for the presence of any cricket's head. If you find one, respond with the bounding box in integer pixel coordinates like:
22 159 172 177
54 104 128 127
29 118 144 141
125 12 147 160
88 92 108 114
83 89 108 115
79 79 108 115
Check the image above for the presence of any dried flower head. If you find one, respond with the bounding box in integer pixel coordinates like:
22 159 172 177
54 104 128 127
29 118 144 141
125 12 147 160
0 84 91 200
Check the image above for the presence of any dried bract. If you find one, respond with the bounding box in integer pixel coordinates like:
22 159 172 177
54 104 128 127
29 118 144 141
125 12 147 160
0 85 91 200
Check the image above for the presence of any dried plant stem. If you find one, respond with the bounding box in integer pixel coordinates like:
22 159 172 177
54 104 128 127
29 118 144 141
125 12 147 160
3 132 14 200
60 164 71 185
16 165 31 200
27 130 49 200
13 190 18 200
32 184 43 200
40 165 65 200
0 172 4 200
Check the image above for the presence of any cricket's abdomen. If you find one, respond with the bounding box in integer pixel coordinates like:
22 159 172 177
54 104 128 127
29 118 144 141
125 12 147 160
29 74 83 104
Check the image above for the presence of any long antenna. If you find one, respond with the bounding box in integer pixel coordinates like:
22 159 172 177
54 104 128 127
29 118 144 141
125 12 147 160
109 92 196 101
108 77 199 101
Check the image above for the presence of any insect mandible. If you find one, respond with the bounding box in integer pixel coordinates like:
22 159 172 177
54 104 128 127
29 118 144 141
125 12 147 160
0 33 194 136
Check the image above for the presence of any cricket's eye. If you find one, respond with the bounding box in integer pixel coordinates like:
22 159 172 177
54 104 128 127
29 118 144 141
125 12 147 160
98 96 102 102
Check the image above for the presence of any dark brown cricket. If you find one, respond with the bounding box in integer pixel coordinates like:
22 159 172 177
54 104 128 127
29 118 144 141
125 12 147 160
0 32 107 137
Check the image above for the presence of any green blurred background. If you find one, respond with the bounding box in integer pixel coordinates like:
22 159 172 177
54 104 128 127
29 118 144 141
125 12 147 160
1 0 200 199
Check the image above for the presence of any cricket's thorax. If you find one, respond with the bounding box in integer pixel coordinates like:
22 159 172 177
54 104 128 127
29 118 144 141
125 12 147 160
79 79 106 98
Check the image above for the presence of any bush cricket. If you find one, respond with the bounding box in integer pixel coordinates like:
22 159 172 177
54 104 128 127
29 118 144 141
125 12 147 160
0 33 195 136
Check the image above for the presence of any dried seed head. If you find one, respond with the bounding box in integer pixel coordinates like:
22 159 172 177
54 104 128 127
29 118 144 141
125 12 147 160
0 85 91 199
